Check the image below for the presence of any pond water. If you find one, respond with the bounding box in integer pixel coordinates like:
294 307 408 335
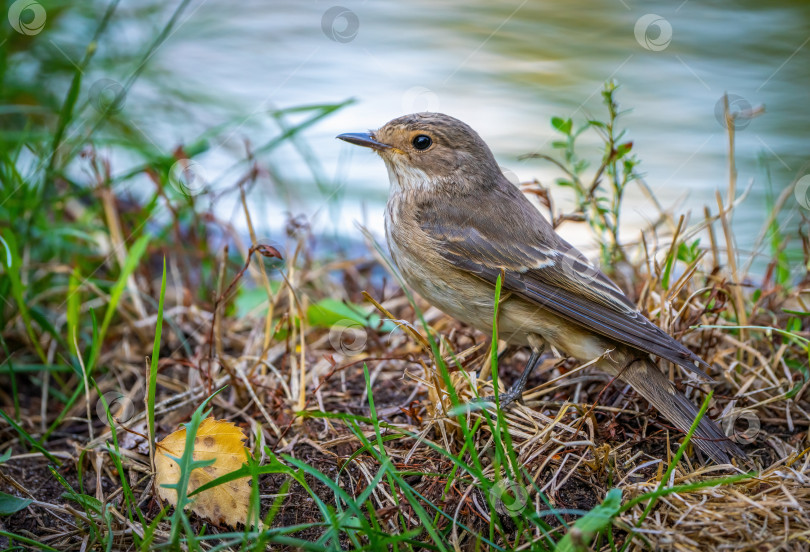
145 0 809 269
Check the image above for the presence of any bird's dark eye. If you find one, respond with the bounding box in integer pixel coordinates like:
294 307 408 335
412 135 432 150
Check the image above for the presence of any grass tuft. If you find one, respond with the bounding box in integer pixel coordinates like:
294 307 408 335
0 5 808 551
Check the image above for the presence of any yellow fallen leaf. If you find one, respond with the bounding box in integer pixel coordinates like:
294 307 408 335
155 417 250 527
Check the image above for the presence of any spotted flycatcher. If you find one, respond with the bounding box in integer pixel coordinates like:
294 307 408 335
338 112 745 464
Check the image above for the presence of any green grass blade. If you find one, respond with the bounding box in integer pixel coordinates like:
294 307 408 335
0 530 60 551
0 230 47 363
88 233 151 372
148 256 167 473
554 488 622 552
0 410 60 465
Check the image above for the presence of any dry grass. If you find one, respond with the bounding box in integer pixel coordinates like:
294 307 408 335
2 180 808 550
1 105 809 551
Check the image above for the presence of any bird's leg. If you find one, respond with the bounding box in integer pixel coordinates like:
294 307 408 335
476 344 545 408
505 346 545 404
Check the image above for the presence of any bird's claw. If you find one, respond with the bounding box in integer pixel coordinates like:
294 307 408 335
472 387 525 409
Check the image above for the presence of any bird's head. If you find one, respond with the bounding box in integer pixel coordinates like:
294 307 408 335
338 112 503 192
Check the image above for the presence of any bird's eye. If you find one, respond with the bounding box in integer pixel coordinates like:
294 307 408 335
412 135 432 150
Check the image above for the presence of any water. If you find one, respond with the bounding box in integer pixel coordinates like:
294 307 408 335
141 0 809 268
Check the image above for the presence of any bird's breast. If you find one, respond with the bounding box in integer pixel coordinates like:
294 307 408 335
383 193 611 353
385 194 496 330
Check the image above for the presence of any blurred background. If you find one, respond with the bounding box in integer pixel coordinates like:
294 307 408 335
4 0 809 270
2 2 809 545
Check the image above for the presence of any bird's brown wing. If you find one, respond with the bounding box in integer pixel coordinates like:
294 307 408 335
416 184 711 378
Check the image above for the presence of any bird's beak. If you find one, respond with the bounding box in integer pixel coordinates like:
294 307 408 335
336 132 394 151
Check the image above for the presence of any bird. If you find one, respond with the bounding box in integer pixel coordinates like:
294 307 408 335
337 112 746 464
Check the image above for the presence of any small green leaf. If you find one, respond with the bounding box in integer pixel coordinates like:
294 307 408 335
235 282 282 317
0 492 32 515
307 298 396 333
676 239 701 264
573 159 590 174
344 515 364 529
616 141 633 157
555 488 622 551
551 116 573 135
785 358 809 379
787 317 801 333
61 492 103 514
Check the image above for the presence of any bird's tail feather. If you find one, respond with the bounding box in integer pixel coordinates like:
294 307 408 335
611 358 747 465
